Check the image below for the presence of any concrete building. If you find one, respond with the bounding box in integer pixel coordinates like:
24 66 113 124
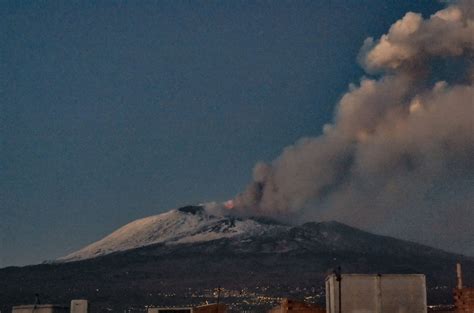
268 298 325 313
325 273 427 313
70 300 88 313
11 305 69 313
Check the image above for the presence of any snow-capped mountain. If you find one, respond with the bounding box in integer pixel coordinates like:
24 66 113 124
59 204 458 263
5 207 474 313
60 205 287 262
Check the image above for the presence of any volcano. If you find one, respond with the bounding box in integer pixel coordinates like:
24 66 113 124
1 205 473 313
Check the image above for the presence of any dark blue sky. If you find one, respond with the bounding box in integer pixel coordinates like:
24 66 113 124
1 1 443 267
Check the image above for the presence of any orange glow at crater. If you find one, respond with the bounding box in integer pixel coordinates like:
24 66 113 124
224 200 234 209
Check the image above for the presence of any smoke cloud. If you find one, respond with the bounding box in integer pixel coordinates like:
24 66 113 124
232 1 474 254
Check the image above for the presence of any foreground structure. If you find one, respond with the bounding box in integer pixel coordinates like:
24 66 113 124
325 273 427 313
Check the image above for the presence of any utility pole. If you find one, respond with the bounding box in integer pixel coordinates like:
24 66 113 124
216 286 221 313
334 266 342 313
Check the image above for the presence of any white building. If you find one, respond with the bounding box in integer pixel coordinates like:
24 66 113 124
325 273 427 313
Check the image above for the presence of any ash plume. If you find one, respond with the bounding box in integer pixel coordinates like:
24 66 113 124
232 1 474 254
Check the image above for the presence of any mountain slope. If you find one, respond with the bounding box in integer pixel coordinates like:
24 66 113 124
2 207 473 313
60 205 286 262
60 205 455 262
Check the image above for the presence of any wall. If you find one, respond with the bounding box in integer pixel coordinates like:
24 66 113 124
455 288 474 313
12 305 69 313
325 274 427 313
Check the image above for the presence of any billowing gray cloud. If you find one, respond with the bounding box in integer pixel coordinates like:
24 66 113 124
230 1 474 254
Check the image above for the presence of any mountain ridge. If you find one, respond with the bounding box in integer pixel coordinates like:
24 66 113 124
2 205 473 313
58 205 288 262
59 205 467 263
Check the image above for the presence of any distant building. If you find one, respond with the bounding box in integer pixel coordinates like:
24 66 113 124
148 307 193 313
11 305 69 313
70 300 88 313
148 304 226 313
268 298 325 313
194 303 227 313
325 273 427 313
428 306 455 313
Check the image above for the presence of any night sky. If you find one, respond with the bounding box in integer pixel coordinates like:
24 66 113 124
1 1 445 267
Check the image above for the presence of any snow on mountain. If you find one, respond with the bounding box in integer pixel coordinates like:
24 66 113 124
59 205 285 262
